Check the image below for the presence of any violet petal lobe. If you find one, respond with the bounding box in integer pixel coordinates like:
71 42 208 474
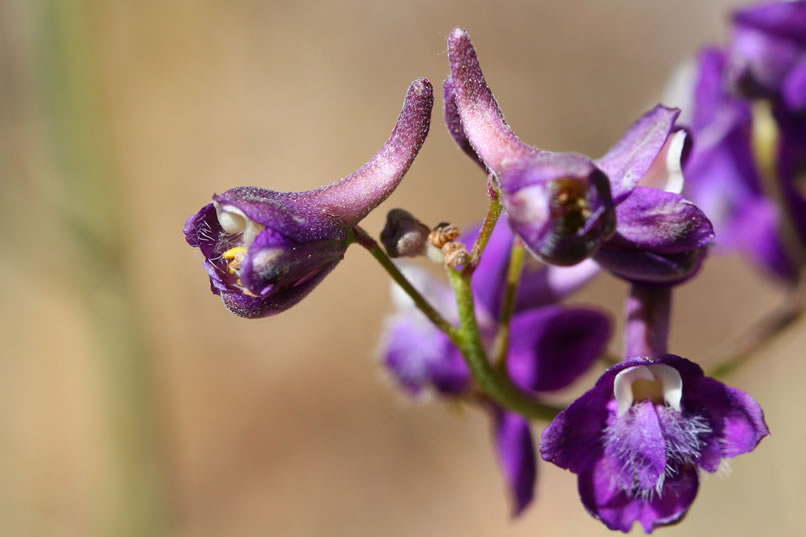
493 409 537 517
596 106 682 202
683 375 769 469
578 459 699 534
594 187 714 284
507 306 611 392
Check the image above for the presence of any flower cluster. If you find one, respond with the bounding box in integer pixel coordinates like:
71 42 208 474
182 4 787 533
681 1 806 285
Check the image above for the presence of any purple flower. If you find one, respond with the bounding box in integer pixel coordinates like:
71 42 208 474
727 1 806 111
184 79 433 317
542 355 769 533
380 221 611 515
445 28 714 284
682 47 806 285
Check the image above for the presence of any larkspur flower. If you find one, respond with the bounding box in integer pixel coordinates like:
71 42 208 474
445 28 714 284
381 221 610 515
673 2 806 287
541 355 769 533
184 78 433 317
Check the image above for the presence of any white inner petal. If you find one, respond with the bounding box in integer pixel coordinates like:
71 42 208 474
215 202 247 233
214 201 264 246
639 130 686 194
613 363 683 417
614 366 655 417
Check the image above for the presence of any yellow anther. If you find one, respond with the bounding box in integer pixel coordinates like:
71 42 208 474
222 246 248 274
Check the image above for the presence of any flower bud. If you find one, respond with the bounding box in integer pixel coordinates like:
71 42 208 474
380 208 430 257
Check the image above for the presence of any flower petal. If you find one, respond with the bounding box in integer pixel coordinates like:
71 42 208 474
578 459 699 533
380 312 469 397
684 375 769 469
493 409 537 517
541 358 652 473
596 106 681 202
507 306 611 392
594 187 714 284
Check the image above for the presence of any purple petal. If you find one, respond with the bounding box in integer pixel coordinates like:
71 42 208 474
446 28 539 175
594 187 714 284
578 459 699 533
683 376 769 471
443 77 486 169
220 262 339 318
596 106 681 202
730 198 798 285
733 1 806 47
381 312 470 397
507 306 611 392
515 259 601 310
609 187 715 253
783 57 806 111
691 47 728 131
493 409 537 517
460 220 515 319
602 401 667 493
541 358 652 473
775 106 806 249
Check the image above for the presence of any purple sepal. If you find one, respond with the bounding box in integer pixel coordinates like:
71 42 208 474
382 313 470 397
492 408 537 517
444 77 486 170
594 187 714 284
185 79 433 317
541 354 768 533
596 106 682 203
507 306 611 392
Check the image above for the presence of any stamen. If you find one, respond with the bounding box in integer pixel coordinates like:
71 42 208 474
222 246 248 274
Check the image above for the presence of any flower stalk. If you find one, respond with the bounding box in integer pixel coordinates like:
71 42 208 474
624 284 672 358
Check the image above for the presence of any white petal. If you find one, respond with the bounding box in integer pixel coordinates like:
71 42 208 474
649 363 683 412
639 130 687 194
614 365 654 417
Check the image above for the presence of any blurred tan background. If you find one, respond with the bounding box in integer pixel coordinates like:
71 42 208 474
1 1 803 536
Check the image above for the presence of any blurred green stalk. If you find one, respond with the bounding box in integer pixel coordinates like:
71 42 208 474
35 1 171 536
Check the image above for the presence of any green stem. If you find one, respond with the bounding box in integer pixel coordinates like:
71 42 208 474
351 226 460 343
446 267 561 421
464 196 503 274
493 238 526 368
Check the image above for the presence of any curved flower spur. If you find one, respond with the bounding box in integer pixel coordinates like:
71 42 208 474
445 28 714 284
184 79 433 318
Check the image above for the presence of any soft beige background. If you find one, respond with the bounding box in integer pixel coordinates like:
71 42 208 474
1 1 803 536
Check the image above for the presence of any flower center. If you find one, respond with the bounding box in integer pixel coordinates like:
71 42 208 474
613 363 682 417
551 178 592 235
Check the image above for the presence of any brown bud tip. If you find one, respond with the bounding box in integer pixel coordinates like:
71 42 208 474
441 241 470 268
380 208 430 258
429 222 461 248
